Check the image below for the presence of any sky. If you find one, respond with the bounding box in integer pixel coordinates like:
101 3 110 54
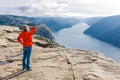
0 0 120 18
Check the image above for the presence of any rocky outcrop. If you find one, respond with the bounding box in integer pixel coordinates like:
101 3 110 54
0 26 120 80
36 24 55 41
0 26 19 47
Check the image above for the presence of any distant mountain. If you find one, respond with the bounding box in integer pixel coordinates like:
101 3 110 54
0 15 31 28
0 15 54 40
0 15 82 32
84 17 103 25
0 15 83 41
84 15 120 47
33 17 82 32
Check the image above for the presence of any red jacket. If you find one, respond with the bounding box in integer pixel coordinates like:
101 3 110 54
17 27 36 47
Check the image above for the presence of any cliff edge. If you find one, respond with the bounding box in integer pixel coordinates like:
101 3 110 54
0 26 120 80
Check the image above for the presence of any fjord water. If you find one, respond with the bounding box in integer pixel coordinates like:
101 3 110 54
55 23 120 63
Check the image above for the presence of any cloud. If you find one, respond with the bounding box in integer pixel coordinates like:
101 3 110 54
17 0 96 17
1 0 120 17
17 0 68 17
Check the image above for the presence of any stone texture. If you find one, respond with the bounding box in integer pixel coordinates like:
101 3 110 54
0 26 120 80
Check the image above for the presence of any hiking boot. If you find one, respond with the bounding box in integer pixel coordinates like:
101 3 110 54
27 68 32 71
22 67 26 70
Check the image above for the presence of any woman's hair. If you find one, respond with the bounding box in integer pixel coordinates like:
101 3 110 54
23 25 29 32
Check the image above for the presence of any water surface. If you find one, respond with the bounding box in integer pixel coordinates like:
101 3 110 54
55 23 120 63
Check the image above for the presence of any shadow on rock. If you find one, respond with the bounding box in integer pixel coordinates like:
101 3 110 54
0 70 26 80
34 42 52 48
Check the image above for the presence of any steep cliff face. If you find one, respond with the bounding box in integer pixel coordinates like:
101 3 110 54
36 24 55 40
36 17 82 32
84 15 120 48
0 26 120 80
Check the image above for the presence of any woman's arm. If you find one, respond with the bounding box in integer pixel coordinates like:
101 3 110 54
30 26 36 35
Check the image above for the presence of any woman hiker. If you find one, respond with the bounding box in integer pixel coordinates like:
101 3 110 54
17 25 36 71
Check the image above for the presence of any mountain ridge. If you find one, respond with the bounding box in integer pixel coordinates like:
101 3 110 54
0 15 55 41
0 15 82 32
84 15 120 47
